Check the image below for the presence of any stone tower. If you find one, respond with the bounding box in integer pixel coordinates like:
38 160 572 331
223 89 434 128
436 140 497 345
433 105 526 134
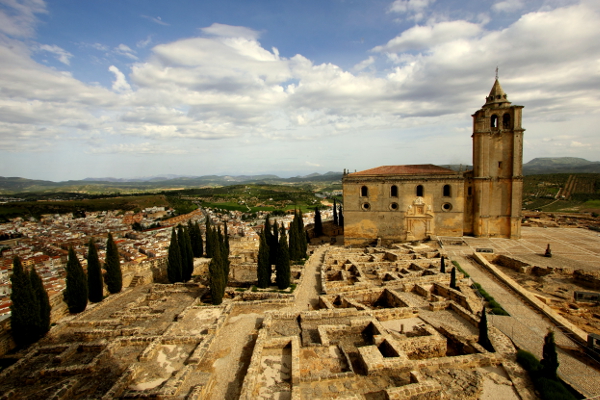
465 79 524 239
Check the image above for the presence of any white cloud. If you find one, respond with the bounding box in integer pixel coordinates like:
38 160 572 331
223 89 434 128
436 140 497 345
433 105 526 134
0 0 46 37
353 56 375 72
492 0 525 13
372 20 482 53
114 43 137 60
388 0 435 21
137 35 152 48
200 23 260 40
141 15 169 26
306 161 321 167
36 44 73 65
108 65 131 92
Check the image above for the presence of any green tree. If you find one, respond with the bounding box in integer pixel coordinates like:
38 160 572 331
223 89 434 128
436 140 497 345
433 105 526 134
275 230 291 289
87 239 104 303
221 225 230 280
30 266 51 337
208 239 225 305
257 229 271 288
440 256 446 273
333 198 338 226
450 267 457 289
478 306 494 352
189 221 204 257
183 226 194 280
205 218 216 258
297 210 307 257
10 256 41 347
270 220 279 266
541 331 559 380
104 233 122 294
167 228 182 283
314 208 323 237
64 247 88 314
178 225 194 281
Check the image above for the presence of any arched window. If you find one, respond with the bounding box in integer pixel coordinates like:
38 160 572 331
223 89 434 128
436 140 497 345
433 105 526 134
390 185 398 197
416 185 424 197
491 114 498 128
503 113 511 129
443 184 451 197
361 186 368 197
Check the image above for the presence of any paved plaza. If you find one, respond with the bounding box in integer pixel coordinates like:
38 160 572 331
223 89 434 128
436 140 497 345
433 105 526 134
443 226 600 272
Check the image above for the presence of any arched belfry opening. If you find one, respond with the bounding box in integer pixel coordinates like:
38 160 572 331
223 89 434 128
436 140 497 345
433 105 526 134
503 113 511 128
491 114 498 128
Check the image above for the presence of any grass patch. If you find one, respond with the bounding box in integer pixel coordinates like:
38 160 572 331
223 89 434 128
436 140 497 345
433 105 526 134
451 260 470 278
472 283 509 316
451 260 509 316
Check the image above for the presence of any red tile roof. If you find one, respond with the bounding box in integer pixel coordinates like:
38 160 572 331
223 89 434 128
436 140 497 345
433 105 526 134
349 164 457 176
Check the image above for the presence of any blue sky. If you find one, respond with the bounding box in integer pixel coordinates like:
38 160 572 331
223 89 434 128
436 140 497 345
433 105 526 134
1 0 599 181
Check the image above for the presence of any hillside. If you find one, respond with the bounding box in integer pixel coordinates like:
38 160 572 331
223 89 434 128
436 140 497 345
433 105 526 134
523 157 600 175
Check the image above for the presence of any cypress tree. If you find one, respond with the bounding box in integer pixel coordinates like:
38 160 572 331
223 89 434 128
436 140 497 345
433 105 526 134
288 214 299 261
184 227 194 280
333 198 338 226
104 233 122 294
178 225 191 281
64 247 88 314
167 228 182 283
450 267 457 289
208 246 225 305
478 306 494 352
189 221 203 258
30 266 51 337
314 208 323 237
219 226 230 280
440 256 446 273
338 205 344 228
541 331 559 380
205 218 215 258
297 210 307 257
10 256 40 347
275 230 291 289
87 239 104 303
268 218 278 266
257 230 271 288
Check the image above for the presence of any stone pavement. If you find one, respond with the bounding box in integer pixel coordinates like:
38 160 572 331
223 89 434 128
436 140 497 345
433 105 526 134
449 252 600 398
442 226 600 272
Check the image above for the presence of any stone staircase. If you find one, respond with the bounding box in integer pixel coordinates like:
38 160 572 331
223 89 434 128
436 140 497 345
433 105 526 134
128 276 144 288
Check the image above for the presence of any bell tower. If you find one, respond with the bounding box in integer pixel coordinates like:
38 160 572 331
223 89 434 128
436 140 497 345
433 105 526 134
469 79 524 239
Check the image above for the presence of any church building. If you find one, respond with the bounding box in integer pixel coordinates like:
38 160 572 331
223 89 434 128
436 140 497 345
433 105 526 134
342 79 524 246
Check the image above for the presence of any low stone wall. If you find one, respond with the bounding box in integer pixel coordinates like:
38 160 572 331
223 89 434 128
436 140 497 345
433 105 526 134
473 253 588 347
574 269 600 289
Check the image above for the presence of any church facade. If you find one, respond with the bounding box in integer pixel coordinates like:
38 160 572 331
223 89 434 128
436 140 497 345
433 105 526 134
342 79 524 246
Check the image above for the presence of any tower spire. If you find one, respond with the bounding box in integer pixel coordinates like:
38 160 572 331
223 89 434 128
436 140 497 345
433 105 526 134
495 66 499 80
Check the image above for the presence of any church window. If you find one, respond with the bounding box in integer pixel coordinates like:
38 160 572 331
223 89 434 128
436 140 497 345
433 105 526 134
503 113 511 128
442 203 452 212
361 186 368 197
491 114 498 128
390 185 398 197
361 202 371 211
416 185 424 197
498 161 502 169
468 187 472 196
389 203 399 211
443 184 451 197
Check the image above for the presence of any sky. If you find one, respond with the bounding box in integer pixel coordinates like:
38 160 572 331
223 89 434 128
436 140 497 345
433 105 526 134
0 0 599 181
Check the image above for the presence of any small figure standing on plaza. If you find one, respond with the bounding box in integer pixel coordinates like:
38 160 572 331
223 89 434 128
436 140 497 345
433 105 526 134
544 244 552 258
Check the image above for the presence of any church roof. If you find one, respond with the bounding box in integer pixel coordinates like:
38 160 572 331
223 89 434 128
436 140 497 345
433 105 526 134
349 164 457 176
484 79 511 107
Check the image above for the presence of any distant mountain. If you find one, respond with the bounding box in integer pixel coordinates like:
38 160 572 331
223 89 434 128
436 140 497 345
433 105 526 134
523 157 600 175
0 172 344 194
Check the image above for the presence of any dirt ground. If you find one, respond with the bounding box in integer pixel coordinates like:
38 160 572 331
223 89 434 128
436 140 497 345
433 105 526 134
493 263 600 336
